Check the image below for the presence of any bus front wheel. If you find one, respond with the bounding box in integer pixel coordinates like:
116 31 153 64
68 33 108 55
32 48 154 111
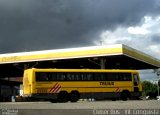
121 90 130 101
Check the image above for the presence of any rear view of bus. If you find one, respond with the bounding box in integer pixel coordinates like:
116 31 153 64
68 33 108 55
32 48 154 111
23 69 34 98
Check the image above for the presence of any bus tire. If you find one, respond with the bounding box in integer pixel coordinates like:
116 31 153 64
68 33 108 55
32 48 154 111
50 99 57 103
135 96 140 100
111 98 116 101
70 91 80 102
121 90 130 101
57 91 69 103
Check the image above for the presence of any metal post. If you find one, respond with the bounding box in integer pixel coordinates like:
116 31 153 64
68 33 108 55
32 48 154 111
100 58 106 69
0 80 1 101
154 69 160 99
24 64 29 70
158 82 159 97
10 85 15 102
99 40 106 69
100 40 103 46
157 72 160 98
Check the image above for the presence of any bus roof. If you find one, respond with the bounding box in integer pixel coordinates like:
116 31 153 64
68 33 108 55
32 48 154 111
29 68 138 73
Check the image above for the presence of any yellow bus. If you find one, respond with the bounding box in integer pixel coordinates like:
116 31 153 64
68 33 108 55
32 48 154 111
23 68 142 102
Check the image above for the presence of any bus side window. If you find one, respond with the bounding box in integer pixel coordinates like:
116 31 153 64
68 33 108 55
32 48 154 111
75 73 81 81
36 72 48 81
94 73 104 81
66 73 75 81
58 73 66 81
81 73 93 81
47 72 53 81
87 73 93 80
50 73 57 81
81 73 86 81
107 73 117 81
126 73 132 81
119 73 132 81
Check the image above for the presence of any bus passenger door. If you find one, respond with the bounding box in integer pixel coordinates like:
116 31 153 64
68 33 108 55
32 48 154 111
133 74 139 92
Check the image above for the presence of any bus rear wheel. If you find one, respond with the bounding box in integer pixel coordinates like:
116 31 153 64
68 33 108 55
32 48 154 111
57 91 69 102
70 91 80 102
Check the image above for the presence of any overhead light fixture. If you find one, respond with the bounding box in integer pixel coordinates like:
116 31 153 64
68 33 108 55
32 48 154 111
13 63 19 66
52 60 57 63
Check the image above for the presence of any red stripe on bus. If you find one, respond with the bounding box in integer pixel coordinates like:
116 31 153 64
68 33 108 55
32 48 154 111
116 87 120 92
52 84 61 93
50 83 59 93
53 84 61 93
49 82 59 93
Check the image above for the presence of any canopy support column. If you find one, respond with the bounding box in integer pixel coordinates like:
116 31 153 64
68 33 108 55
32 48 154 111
100 58 106 69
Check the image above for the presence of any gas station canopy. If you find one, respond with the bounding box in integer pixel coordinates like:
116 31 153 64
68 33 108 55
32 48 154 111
0 44 159 78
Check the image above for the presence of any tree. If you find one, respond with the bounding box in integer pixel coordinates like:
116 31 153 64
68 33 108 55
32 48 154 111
142 80 158 98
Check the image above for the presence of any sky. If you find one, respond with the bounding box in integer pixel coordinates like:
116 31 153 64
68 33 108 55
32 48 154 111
0 0 160 80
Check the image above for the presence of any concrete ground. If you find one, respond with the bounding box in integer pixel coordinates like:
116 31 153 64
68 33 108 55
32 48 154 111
0 100 160 115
